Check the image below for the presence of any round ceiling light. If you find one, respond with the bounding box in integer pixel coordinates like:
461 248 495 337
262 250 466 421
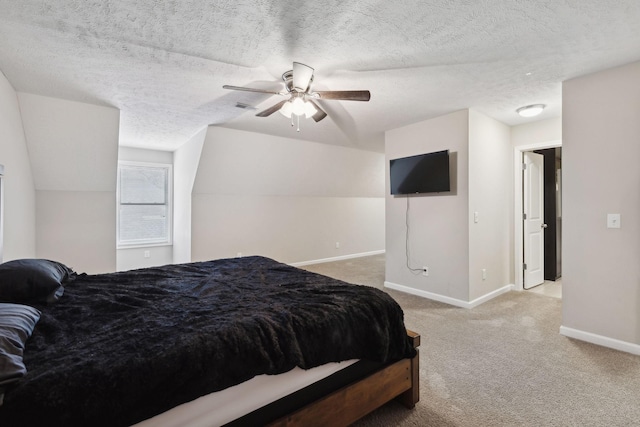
516 104 546 117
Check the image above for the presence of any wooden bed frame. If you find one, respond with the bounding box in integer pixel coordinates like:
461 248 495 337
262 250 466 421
268 330 420 426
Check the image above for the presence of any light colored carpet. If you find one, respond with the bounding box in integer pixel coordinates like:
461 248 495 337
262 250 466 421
302 255 640 426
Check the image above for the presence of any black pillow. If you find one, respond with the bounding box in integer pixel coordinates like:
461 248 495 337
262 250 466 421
0 303 41 402
0 259 76 304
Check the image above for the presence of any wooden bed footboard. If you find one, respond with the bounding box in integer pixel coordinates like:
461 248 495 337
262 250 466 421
268 329 420 426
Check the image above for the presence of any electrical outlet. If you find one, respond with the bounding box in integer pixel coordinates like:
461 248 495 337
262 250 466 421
335 242 340 249
422 266 429 276
236 252 242 257
482 269 487 280
144 250 150 258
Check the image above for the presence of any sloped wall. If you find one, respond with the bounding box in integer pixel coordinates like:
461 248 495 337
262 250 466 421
192 127 385 264
173 128 206 264
18 93 119 273
0 72 36 260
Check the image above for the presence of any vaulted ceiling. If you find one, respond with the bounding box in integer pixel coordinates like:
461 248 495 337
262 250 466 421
0 1 639 152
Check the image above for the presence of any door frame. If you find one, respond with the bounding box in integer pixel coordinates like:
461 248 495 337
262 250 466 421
513 140 562 291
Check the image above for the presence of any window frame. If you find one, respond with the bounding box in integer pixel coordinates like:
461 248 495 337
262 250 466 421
116 161 173 249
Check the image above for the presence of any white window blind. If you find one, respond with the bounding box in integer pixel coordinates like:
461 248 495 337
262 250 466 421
117 162 172 247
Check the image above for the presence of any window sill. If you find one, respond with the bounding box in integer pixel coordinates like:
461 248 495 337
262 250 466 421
117 242 173 250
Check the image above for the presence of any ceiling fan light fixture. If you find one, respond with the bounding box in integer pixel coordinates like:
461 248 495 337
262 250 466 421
303 101 317 118
291 97 306 116
516 104 546 117
279 101 293 118
280 97 317 119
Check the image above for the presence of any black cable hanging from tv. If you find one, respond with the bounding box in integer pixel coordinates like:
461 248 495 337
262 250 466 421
405 196 424 275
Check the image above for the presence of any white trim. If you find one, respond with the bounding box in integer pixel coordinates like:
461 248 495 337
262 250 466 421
383 281 515 309
290 250 385 267
513 140 562 291
559 326 640 356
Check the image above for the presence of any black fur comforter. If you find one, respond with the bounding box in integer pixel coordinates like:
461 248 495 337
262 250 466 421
0 256 415 426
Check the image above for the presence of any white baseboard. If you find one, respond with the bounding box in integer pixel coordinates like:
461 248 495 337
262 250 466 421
290 250 385 267
559 326 640 356
383 281 515 309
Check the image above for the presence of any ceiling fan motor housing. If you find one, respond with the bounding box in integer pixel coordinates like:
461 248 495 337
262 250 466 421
282 69 313 93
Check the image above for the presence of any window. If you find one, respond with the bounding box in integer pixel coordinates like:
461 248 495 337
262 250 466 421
117 162 172 247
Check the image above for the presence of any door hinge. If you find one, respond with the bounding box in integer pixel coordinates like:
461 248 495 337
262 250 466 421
522 163 527 170
523 263 527 270
523 213 527 220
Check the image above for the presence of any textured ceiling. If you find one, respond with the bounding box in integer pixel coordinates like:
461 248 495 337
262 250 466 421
0 1 639 152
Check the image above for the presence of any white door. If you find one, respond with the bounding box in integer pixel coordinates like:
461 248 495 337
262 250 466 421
523 152 545 289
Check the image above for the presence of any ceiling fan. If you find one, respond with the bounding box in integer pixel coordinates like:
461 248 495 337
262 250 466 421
223 62 370 127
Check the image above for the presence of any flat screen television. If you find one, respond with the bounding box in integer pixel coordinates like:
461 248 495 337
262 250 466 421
390 150 450 195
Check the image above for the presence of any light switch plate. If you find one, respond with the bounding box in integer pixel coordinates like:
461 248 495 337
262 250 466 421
607 213 621 229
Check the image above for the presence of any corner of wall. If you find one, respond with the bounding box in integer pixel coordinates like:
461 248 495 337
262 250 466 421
384 110 471 302
18 93 120 273
562 60 640 347
467 111 512 301
173 127 207 264
0 72 36 259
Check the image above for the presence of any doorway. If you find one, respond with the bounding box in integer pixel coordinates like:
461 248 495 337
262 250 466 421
533 148 562 281
513 141 562 292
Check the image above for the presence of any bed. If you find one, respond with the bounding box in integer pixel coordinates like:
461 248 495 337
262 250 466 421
0 256 419 426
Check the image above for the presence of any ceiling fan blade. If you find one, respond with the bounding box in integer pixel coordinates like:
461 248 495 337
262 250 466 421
306 99 328 122
292 62 314 92
223 85 285 96
256 100 288 117
313 90 371 101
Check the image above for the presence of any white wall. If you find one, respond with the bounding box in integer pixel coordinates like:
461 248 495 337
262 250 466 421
562 60 640 349
36 190 117 273
0 72 36 260
385 110 471 301
512 117 562 147
173 128 205 264
468 110 512 300
192 127 385 264
18 93 119 274
116 146 174 271
119 146 173 164
385 109 512 306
